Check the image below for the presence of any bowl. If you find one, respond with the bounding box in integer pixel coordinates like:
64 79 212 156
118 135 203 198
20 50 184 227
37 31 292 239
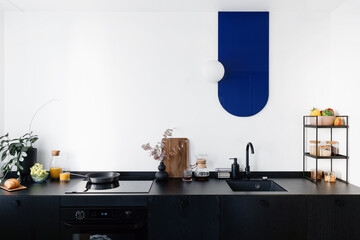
310 116 335 126
31 172 49 183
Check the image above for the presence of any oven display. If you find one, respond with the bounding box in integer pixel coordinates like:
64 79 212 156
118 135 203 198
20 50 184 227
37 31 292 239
90 210 116 218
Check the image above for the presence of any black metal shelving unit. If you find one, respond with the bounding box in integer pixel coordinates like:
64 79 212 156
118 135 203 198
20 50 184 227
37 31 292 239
303 115 349 184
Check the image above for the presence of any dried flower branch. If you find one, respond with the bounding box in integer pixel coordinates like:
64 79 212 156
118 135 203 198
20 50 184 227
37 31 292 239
141 128 174 161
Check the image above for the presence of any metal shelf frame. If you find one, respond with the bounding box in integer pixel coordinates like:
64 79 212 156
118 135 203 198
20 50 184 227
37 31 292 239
303 115 349 184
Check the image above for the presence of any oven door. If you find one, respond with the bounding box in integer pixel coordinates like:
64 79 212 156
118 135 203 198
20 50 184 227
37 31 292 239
61 221 147 240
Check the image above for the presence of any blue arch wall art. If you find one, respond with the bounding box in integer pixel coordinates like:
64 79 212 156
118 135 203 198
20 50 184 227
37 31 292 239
218 12 269 117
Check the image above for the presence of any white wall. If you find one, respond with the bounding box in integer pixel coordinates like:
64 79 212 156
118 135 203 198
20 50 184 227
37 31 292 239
4 10 358 184
0 9 4 136
329 0 360 186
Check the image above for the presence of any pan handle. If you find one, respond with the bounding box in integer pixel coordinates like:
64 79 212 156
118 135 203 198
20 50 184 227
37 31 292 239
70 173 87 178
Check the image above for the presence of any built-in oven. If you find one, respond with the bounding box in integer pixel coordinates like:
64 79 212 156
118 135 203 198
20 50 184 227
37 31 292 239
61 207 147 240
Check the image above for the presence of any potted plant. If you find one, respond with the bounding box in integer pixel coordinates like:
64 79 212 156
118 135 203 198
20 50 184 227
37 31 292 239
142 128 176 181
0 99 58 183
0 132 38 183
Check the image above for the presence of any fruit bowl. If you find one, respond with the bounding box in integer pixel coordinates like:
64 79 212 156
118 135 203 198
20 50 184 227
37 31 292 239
31 172 49 183
310 116 335 126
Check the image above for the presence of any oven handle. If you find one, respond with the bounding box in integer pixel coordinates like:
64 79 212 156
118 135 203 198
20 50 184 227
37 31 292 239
63 222 144 230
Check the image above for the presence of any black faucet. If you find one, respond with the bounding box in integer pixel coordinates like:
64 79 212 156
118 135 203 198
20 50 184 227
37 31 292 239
245 142 254 180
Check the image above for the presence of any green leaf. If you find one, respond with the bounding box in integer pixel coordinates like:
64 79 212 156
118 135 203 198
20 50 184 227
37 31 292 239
30 137 38 144
8 157 16 164
16 162 23 171
9 138 19 143
1 151 7 161
1 162 8 171
9 143 21 153
22 133 30 138
9 148 16 156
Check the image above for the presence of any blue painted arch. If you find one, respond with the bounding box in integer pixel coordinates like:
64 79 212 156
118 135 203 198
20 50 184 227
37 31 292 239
218 12 269 117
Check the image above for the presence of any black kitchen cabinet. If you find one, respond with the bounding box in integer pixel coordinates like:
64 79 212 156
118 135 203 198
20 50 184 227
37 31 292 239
307 196 360 240
0 196 60 240
148 195 220 240
221 196 307 240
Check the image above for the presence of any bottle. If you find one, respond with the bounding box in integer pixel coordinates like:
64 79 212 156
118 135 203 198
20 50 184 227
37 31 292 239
230 158 239 179
50 150 62 180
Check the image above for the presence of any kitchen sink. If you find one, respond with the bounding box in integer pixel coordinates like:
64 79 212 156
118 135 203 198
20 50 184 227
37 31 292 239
226 179 286 192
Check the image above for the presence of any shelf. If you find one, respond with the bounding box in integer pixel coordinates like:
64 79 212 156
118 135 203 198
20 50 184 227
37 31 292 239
304 125 348 129
303 175 347 184
303 115 349 184
304 153 348 159
304 176 318 183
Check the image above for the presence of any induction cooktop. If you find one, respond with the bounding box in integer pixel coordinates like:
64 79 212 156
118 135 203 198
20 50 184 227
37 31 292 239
66 180 153 194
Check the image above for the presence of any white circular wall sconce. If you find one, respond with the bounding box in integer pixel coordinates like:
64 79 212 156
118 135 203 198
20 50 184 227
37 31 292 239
203 60 225 82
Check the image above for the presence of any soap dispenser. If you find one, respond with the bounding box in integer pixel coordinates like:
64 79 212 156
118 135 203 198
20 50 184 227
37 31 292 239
230 158 240 179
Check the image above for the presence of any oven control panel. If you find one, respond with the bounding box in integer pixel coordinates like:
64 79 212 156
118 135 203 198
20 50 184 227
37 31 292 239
75 210 85 220
61 207 146 221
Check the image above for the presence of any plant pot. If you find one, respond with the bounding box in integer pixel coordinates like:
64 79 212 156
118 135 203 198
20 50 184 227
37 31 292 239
155 161 168 181
20 148 37 183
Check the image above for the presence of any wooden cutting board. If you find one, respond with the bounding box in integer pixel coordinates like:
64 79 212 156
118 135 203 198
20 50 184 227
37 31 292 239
0 185 27 192
162 138 189 178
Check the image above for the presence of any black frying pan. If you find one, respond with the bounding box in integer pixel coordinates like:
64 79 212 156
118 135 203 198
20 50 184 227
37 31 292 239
71 172 120 184
85 181 120 191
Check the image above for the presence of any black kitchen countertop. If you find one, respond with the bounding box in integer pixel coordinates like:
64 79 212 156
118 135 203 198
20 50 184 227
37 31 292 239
1 173 360 196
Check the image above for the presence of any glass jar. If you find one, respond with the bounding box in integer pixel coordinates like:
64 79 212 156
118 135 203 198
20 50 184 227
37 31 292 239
50 150 62 180
326 141 339 156
194 154 210 180
320 146 332 157
309 141 322 156
311 169 322 180
324 171 336 183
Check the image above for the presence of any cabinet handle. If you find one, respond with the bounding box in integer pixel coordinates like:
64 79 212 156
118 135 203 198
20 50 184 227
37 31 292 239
259 199 269 207
14 200 21 207
178 198 189 207
335 199 343 206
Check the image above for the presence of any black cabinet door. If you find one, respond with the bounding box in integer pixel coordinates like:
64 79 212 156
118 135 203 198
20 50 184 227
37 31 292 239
0 196 60 240
221 196 307 240
307 196 360 240
148 196 220 240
